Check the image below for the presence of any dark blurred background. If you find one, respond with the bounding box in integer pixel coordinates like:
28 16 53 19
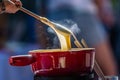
0 0 120 80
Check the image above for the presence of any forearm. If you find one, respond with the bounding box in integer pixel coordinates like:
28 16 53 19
94 40 118 76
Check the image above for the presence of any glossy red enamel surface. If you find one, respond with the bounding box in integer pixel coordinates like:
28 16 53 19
29 48 95 76
9 48 95 76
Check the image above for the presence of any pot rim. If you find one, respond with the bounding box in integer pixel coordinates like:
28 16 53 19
29 48 95 53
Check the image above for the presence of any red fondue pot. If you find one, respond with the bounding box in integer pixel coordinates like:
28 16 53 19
9 48 95 76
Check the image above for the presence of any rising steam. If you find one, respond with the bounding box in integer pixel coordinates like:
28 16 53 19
47 19 81 48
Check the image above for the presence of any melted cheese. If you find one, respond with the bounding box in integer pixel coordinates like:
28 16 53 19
40 17 72 50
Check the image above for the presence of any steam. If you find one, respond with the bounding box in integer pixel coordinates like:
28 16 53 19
48 19 80 34
47 19 81 48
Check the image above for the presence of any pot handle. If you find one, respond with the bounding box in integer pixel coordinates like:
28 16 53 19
9 55 36 66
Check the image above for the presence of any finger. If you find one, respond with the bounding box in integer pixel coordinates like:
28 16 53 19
10 0 20 3
15 1 22 8
11 7 19 13
10 0 16 3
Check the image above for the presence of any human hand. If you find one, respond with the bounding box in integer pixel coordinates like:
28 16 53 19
3 0 22 13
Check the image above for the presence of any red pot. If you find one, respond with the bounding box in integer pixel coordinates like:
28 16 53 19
9 48 95 76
